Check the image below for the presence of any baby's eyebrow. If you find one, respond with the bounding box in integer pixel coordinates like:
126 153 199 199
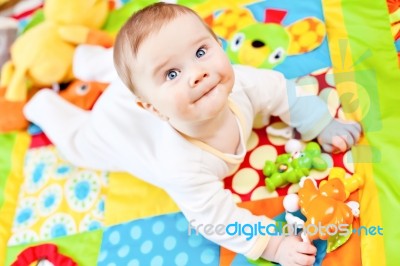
152 58 170 77
190 35 210 47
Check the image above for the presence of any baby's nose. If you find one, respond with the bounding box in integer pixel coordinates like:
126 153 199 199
190 71 209 87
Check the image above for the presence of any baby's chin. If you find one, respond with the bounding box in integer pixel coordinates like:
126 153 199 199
202 96 230 118
200 84 230 106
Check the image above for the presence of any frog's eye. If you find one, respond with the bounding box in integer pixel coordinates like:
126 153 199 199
230 32 245 52
268 47 285 64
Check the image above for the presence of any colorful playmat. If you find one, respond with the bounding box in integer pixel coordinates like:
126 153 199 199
0 0 399 265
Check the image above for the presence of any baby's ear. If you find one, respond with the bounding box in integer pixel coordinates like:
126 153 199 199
135 99 147 109
136 100 169 121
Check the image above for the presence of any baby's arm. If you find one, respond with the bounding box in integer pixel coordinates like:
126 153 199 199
161 169 317 263
268 78 362 152
234 65 361 153
261 235 316 266
160 170 273 260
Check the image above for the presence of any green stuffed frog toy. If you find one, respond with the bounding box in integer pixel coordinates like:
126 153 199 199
263 141 327 191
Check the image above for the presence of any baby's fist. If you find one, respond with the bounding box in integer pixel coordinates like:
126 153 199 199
317 119 361 153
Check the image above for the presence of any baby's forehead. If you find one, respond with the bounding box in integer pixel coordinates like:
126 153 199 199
152 12 207 34
139 14 209 46
133 12 214 68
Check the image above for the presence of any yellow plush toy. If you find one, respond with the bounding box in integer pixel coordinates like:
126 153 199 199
0 0 113 102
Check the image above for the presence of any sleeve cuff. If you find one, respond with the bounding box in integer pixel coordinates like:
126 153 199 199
243 217 274 260
301 110 333 141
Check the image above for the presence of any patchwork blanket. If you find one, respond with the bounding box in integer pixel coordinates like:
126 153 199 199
1 0 399 265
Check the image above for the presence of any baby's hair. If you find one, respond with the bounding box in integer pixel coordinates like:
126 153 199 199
114 2 218 96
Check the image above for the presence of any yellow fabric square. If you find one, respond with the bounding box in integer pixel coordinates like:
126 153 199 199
105 172 179 225
8 146 108 245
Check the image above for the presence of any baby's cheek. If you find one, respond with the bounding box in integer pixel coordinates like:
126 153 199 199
222 61 235 85
172 96 192 116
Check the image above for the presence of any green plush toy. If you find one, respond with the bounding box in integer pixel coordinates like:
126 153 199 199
227 22 290 69
263 142 327 191
222 8 326 69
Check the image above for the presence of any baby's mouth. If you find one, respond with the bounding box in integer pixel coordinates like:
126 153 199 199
193 84 217 103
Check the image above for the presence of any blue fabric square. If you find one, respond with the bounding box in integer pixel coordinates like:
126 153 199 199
98 212 220 266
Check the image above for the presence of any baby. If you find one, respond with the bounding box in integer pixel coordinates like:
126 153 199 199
24 3 361 265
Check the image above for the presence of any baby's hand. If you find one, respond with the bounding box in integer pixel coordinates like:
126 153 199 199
317 119 361 153
262 235 316 266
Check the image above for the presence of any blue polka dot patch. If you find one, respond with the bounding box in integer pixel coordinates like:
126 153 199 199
98 212 219 265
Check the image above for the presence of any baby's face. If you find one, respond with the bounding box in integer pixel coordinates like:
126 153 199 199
134 13 234 125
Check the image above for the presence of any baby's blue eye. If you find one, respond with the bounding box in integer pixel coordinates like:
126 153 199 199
196 48 206 58
167 70 179 80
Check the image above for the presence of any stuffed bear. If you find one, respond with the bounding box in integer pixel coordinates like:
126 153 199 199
0 0 113 102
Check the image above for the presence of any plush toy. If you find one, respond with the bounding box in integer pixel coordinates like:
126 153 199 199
0 46 110 133
298 178 355 242
323 167 364 200
283 169 364 252
58 80 108 111
0 79 108 133
211 7 326 69
0 0 113 102
263 140 328 191
0 87 31 132
298 176 361 242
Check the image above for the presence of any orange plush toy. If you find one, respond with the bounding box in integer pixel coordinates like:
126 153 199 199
59 80 108 110
297 178 355 241
0 80 107 133
283 168 364 243
0 87 30 132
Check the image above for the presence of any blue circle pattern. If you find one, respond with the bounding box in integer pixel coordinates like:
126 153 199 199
32 163 45 184
57 165 71 175
16 208 33 224
98 199 105 212
98 213 219 265
75 181 90 200
51 224 67 238
44 194 55 208
88 220 102 231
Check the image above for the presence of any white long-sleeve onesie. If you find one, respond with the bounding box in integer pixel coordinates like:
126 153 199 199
24 62 332 259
